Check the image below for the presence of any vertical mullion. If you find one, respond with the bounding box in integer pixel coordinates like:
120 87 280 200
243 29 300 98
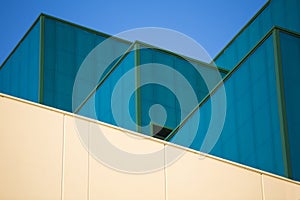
272 28 292 178
38 15 45 103
135 43 141 133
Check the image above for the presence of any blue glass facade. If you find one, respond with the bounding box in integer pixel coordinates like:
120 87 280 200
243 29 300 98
1 0 300 181
170 34 285 176
0 19 40 102
137 45 227 135
279 31 300 180
215 0 300 70
42 16 131 112
78 43 226 134
78 48 137 132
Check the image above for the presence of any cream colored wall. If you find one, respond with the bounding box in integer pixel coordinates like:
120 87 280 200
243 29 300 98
0 93 300 200
0 95 64 200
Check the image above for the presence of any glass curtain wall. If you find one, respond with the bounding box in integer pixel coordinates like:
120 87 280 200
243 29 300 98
279 30 300 181
42 16 131 112
0 20 40 102
169 34 286 177
215 0 300 70
78 42 227 135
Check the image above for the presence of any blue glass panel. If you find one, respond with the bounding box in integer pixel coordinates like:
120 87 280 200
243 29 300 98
215 0 300 70
138 46 226 135
279 31 300 181
215 3 273 70
0 21 40 102
170 35 285 176
78 44 226 135
78 50 137 132
43 17 130 112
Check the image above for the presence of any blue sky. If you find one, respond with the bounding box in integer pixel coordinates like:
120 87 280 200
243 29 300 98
0 0 266 64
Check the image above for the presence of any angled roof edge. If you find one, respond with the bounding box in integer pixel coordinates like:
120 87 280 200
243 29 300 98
212 0 271 63
74 41 137 114
1 13 229 74
40 13 132 45
276 26 300 38
41 13 229 73
135 40 229 74
0 13 42 69
166 25 278 142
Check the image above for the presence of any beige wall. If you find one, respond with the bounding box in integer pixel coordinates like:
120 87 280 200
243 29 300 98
0 93 300 200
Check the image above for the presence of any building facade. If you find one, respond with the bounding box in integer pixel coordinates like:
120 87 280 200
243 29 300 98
0 0 300 183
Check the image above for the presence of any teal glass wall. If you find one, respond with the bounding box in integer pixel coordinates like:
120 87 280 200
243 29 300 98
170 35 285 176
78 49 137 132
0 20 40 102
78 43 227 135
279 31 300 181
2 12 299 180
138 46 227 135
215 0 300 70
43 16 130 112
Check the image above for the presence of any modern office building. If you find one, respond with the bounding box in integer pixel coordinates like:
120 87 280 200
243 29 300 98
1 0 300 199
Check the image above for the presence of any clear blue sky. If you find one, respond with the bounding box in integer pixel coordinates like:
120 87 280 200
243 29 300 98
0 0 267 64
